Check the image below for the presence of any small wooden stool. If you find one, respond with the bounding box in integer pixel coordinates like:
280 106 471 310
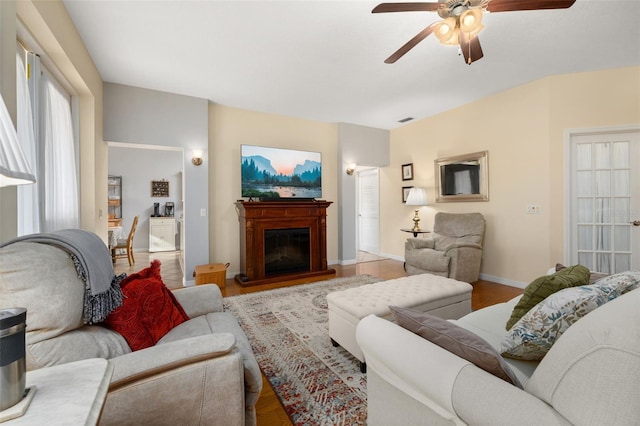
193 263 230 288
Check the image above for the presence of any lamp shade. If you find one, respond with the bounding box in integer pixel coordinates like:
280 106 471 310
435 17 459 45
460 9 483 33
0 93 35 187
405 187 428 206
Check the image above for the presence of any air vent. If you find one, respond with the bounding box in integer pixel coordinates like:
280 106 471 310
398 117 414 123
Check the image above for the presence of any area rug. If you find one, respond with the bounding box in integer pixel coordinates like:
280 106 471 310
224 275 382 426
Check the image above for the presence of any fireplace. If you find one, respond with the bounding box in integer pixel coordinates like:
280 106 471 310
264 228 310 276
235 200 335 286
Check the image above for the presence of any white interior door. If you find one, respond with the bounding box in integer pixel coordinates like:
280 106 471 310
357 168 379 254
569 129 640 273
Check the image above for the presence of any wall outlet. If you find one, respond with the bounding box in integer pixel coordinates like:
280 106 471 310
200 208 207 217
527 204 541 215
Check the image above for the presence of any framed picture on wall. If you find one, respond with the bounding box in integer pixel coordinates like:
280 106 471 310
402 163 413 181
402 186 413 203
151 180 169 197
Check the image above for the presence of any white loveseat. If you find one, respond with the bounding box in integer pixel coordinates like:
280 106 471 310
356 283 640 425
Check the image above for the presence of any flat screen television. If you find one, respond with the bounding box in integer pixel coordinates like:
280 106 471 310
241 144 322 200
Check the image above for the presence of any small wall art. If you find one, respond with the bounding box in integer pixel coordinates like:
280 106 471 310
402 186 413 203
402 163 413 181
151 180 169 197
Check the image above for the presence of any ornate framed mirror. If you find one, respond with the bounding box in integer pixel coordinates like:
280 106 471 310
435 151 489 202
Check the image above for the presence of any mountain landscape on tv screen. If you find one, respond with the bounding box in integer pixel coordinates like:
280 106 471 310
241 153 322 199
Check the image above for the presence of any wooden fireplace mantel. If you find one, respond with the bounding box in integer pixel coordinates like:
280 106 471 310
235 200 335 286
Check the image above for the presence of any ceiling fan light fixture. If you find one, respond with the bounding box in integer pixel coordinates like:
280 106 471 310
460 9 483 33
435 17 458 44
373 0 578 65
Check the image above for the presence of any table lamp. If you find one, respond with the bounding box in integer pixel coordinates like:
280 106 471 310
405 187 428 232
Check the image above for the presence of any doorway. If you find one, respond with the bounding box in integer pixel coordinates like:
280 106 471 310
567 127 640 273
107 142 185 277
356 168 381 260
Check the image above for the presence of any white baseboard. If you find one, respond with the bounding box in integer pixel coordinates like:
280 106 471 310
478 273 526 289
379 252 404 262
334 259 357 266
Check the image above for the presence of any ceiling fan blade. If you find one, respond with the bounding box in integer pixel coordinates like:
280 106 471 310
372 2 441 13
384 23 438 64
486 0 576 13
459 32 484 65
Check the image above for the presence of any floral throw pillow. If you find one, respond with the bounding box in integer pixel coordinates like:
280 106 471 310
501 285 608 361
590 271 640 300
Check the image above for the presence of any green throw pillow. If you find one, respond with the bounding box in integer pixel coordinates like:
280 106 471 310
505 265 590 330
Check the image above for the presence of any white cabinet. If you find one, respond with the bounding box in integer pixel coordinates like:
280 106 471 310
149 217 176 252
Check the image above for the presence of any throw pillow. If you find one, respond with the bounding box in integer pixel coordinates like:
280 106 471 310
103 260 189 351
590 271 640 300
505 264 590 330
501 284 608 361
555 263 608 284
391 306 522 388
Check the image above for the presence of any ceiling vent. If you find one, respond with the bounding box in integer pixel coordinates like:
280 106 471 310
398 117 414 123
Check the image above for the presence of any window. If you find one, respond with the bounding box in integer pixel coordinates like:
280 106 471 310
16 46 79 234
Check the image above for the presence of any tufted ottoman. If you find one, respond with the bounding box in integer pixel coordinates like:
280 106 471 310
327 273 472 371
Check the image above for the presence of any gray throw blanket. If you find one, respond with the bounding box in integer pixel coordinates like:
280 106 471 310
1 229 124 324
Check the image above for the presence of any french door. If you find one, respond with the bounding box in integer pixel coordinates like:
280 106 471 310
569 128 640 273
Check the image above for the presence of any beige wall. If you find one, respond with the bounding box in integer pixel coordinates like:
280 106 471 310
383 66 640 286
0 0 19 242
208 104 339 276
0 0 105 242
547 67 640 263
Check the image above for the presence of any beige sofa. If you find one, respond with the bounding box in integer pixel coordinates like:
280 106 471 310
357 280 640 425
0 239 262 426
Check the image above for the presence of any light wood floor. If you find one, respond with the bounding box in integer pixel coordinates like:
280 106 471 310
114 252 523 426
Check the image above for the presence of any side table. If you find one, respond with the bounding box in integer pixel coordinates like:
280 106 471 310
401 228 431 238
2 358 113 425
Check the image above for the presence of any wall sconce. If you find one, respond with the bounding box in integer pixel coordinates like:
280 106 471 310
192 150 203 166
345 163 357 176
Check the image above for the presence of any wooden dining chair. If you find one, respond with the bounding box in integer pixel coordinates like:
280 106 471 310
111 215 139 266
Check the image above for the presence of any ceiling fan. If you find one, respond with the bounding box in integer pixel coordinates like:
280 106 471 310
372 0 576 65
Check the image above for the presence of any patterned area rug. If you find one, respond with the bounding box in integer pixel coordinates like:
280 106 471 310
224 275 382 426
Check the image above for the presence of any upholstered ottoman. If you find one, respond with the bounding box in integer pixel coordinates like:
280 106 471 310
327 274 472 371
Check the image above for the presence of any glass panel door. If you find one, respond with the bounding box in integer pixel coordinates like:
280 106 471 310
570 130 639 273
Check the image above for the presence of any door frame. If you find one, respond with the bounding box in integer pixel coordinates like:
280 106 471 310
356 167 380 255
563 124 640 265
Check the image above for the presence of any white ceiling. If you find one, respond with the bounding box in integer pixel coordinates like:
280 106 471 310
62 0 640 130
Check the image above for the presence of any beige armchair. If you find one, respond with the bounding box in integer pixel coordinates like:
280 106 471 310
404 212 485 283
0 236 261 426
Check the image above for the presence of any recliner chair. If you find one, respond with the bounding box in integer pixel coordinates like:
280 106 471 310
404 212 485 283
0 234 262 425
